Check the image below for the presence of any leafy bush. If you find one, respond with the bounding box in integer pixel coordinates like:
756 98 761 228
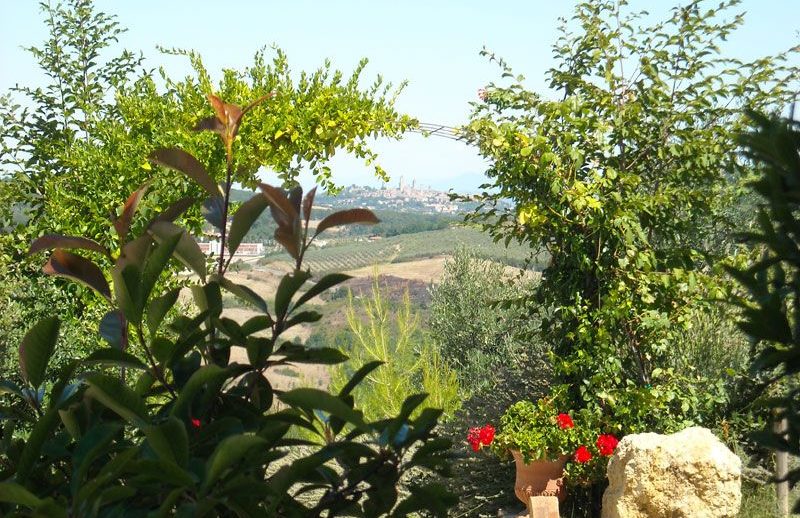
726 111 800 511
0 95 454 517
462 0 798 443
330 277 461 422
427 249 551 516
428 247 545 393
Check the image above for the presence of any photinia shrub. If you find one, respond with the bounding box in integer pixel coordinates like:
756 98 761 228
0 94 454 517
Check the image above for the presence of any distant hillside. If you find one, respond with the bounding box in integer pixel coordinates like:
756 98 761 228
229 187 466 244
258 226 545 273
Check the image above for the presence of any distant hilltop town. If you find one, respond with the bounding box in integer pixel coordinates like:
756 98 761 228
316 177 463 214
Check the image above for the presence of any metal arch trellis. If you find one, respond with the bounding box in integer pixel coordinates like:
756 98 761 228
409 122 463 142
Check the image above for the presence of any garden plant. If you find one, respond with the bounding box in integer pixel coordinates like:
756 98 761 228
0 93 454 517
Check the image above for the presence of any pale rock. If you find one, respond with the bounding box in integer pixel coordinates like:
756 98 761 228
602 426 741 518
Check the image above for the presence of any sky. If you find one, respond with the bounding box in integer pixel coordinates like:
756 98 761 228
1 0 798 192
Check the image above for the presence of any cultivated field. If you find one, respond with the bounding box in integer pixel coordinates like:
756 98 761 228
258 226 542 274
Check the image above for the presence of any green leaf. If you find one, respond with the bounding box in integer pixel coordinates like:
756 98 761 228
112 263 143 324
82 348 148 371
170 364 232 420
293 273 351 309
338 360 383 397
279 388 368 431
284 311 322 328
144 417 189 466
202 434 267 491
281 346 347 365
140 229 182 309
72 423 123 496
314 208 379 236
147 288 180 336
85 374 148 424
29 234 109 258
215 275 268 313
240 315 273 335
16 405 61 482
228 193 269 256
43 249 112 301
275 271 311 318
149 148 221 197
0 482 43 508
19 317 60 387
149 221 207 281
99 310 125 348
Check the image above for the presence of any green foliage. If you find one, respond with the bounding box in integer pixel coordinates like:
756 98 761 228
429 248 544 392
0 95 453 516
0 0 414 260
0 249 104 380
492 396 578 463
726 112 800 510
463 0 798 451
331 277 461 422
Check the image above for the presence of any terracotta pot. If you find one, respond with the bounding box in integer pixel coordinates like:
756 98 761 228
511 450 567 508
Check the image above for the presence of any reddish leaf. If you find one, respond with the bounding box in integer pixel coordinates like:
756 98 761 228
193 116 224 134
302 187 317 225
314 209 379 236
288 186 303 216
207 94 228 126
259 184 297 227
241 93 275 116
207 93 243 133
114 185 149 243
44 250 112 301
224 103 244 129
147 197 196 228
149 148 220 198
274 226 299 260
29 235 109 258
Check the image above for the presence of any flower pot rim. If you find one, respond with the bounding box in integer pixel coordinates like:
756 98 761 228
510 449 569 465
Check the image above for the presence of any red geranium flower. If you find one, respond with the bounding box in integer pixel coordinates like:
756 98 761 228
596 434 619 456
574 445 592 463
191 418 201 428
467 427 482 452
479 424 495 446
556 413 574 429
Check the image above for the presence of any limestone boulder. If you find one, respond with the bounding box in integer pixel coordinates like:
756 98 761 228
602 426 741 518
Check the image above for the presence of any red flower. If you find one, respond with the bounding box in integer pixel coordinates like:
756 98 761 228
479 424 495 446
467 427 482 452
574 445 592 463
556 413 574 430
596 434 619 456
191 418 201 428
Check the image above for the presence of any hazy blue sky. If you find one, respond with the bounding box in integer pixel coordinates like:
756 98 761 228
1 1 798 192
